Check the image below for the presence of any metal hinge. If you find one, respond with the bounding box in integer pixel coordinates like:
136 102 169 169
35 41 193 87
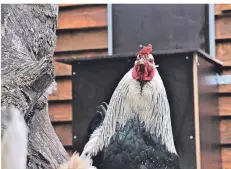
216 74 231 85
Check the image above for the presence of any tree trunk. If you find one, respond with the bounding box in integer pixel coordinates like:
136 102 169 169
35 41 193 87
1 4 69 169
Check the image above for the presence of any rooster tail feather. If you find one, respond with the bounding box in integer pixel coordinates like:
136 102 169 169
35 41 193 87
1 106 28 169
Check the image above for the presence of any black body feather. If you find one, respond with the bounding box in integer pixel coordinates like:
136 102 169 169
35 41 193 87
101 118 180 169
88 103 107 168
88 103 107 135
88 103 180 169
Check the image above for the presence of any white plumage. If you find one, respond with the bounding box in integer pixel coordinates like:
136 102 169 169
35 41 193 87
1 106 28 169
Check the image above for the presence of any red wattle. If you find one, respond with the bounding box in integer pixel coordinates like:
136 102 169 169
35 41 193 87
143 63 155 80
132 66 140 80
132 63 155 81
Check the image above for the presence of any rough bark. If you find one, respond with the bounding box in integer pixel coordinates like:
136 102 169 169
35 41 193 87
1 4 69 169
27 96 69 168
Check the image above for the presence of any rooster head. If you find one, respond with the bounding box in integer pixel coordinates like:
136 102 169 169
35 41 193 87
132 44 155 82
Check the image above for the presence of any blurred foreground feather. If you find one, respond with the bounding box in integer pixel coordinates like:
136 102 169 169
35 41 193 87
59 152 97 169
1 106 28 169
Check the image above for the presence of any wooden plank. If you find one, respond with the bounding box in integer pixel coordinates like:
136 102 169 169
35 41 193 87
58 5 107 30
219 96 231 116
48 101 72 122
197 55 221 169
221 4 231 12
222 147 231 169
220 120 231 144
48 78 72 101
219 67 231 93
54 49 108 59
215 16 231 39
193 54 201 169
59 4 85 7
219 84 231 93
216 42 231 62
54 123 72 146
55 29 108 52
54 61 72 76
224 61 231 67
215 4 222 16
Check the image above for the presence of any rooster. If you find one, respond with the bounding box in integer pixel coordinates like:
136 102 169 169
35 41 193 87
81 44 180 169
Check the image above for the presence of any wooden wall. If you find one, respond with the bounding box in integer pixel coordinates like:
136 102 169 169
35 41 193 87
215 4 231 169
49 4 108 156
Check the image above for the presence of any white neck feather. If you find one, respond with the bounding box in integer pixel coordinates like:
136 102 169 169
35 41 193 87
82 68 177 157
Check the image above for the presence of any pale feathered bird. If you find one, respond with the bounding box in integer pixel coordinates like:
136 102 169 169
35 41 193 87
1 106 28 169
81 44 180 169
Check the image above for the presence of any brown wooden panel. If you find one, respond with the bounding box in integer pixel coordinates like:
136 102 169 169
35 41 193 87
220 120 231 144
215 16 231 39
219 96 231 116
219 84 231 93
54 49 108 59
193 55 202 169
49 102 72 121
54 123 72 146
59 4 86 7
219 68 231 93
216 42 231 62
196 54 221 169
224 61 231 67
58 5 107 30
55 29 108 52
222 147 231 169
215 4 222 16
48 79 72 101
221 4 231 12
54 61 72 76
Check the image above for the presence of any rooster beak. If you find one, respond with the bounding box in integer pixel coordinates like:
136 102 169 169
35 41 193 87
138 59 145 75
139 58 144 65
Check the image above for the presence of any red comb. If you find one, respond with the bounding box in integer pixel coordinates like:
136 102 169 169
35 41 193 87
138 44 152 56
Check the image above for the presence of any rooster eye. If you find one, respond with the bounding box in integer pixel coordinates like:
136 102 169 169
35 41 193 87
149 59 153 63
